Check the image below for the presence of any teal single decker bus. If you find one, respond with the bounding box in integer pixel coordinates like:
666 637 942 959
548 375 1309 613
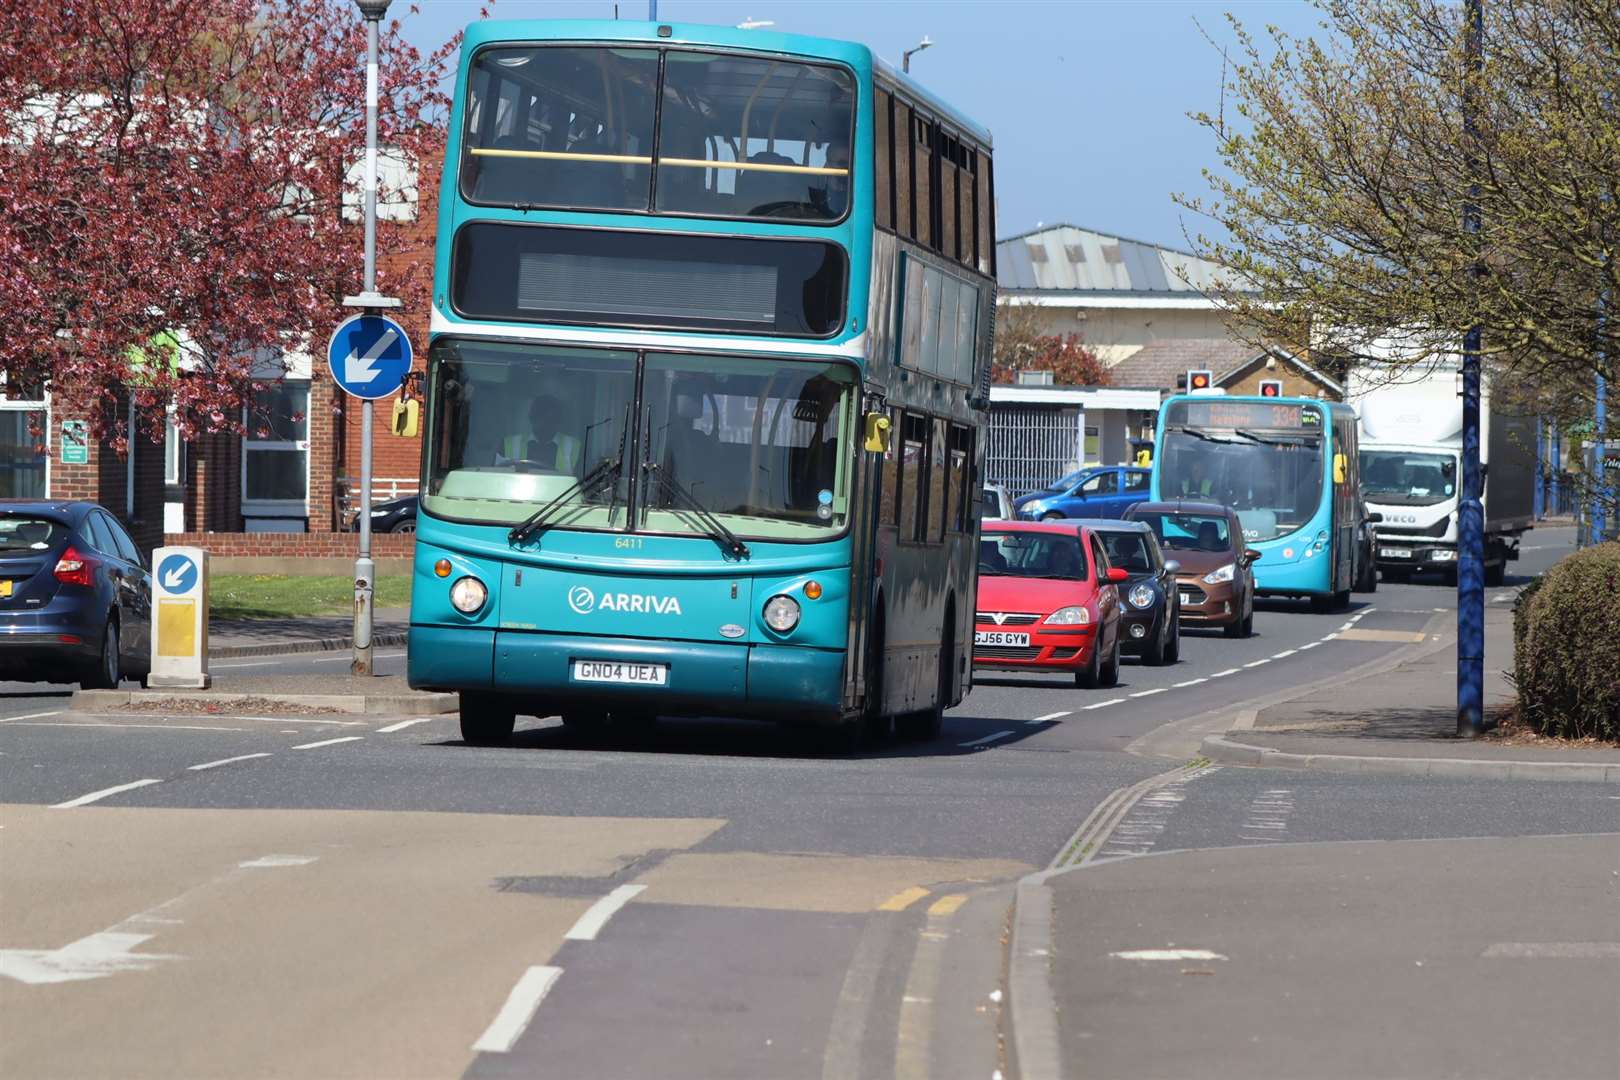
408 20 997 747
1151 393 1361 609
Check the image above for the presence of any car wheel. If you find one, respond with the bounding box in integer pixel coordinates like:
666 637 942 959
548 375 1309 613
1040 511 1064 522
81 618 121 690
1075 636 1102 689
395 520 416 535
1142 613 1167 665
1165 611 1181 663
1099 633 1121 688
459 692 516 745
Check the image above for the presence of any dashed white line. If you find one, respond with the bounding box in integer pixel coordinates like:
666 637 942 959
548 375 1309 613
472 965 563 1053
1240 787 1295 843
1271 649 1298 659
0 709 65 724
1338 622 1354 631
312 651 404 664
1111 948 1227 961
1128 688 1167 699
188 753 272 771
564 884 647 941
1083 698 1125 710
1322 633 1340 641
1298 642 1321 650
1210 668 1240 678
1243 659 1271 668
1029 710 1070 724
239 854 317 868
290 736 364 751
960 729 1016 748
51 778 162 809
377 718 435 733
209 659 282 669
1173 678 1208 688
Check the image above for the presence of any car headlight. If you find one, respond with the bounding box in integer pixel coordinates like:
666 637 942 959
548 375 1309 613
449 576 487 613
1128 583 1156 608
763 594 801 632
1202 563 1236 585
371 508 391 517
1044 605 1091 625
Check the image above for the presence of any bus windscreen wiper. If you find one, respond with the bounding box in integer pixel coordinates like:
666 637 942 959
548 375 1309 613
508 456 621 544
1234 428 1316 446
1167 424 1244 445
640 461 751 560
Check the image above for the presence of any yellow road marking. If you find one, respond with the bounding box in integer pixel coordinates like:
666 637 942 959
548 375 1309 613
877 886 931 912
926 893 968 917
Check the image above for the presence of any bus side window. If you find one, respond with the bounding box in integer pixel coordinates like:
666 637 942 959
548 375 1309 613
928 419 947 544
946 423 971 533
880 406 901 528
875 88 894 232
899 412 929 542
896 102 915 242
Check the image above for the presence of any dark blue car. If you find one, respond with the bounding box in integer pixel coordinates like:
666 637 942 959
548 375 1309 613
0 501 151 688
1015 466 1153 521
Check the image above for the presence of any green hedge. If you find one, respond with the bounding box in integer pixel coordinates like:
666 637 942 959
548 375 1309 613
1513 542 1620 741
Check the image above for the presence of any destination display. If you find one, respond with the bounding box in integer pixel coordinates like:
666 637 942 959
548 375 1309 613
1171 399 1321 430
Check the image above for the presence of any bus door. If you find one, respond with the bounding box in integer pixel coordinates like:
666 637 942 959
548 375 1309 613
1332 414 1358 591
842 394 888 715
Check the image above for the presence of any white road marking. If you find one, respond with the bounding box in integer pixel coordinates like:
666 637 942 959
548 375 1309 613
209 660 282 669
1030 710 1070 723
564 884 648 941
228 716 366 725
313 651 404 664
1271 649 1298 659
1110 948 1228 961
14 722 244 731
0 930 178 984
1083 698 1125 710
0 709 65 724
1210 668 1240 678
1094 767 1217 860
1173 678 1208 688
239 855 317 869
1321 633 1340 641
377 717 435 733
1299 642 1321 650
1240 787 1295 843
1482 943 1620 959
960 729 1016 747
188 753 272 771
1338 622 1354 631
1243 659 1271 668
51 778 162 809
1128 688 1167 699
290 736 363 750
472 965 564 1053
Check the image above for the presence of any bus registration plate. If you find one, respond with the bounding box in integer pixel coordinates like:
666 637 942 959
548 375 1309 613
572 660 668 686
974 631 1031 647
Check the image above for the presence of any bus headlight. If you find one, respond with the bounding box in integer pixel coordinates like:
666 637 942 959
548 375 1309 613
1128 583 1156 609
449 576 487 613
1203 563 1236 585
1044 605 1090 625
764 594 801 632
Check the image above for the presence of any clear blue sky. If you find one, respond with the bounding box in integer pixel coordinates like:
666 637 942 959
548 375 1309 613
397 0 1327 251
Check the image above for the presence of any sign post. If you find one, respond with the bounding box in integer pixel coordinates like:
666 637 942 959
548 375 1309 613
149 547 209 689
343 0 401 677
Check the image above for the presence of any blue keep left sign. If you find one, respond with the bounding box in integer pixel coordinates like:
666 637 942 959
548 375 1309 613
327 314 413 401
157 553 199 595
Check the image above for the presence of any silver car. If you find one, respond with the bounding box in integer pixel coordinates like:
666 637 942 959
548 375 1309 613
980 483 1015 521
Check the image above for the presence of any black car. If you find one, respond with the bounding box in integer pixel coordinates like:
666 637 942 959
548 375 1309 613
0 501 151 687
1353 500 1381 593
1072 518 1180 665
356 495 417 534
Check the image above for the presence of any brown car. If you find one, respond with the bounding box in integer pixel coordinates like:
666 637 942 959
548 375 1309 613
1125 501 1259 637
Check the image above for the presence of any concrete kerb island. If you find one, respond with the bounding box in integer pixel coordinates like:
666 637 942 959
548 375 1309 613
71 688 457 716
1198 732 1620 783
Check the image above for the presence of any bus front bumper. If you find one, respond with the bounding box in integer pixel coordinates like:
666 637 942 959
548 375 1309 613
408 626 847 724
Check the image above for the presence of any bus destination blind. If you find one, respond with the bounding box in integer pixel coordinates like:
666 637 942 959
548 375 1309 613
1180 400 1319 430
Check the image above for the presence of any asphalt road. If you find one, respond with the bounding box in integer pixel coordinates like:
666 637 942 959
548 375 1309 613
3 526 1613 1079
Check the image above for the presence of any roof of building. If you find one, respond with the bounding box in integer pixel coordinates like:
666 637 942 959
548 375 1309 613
1105 338 1258 390
996 223 1234 296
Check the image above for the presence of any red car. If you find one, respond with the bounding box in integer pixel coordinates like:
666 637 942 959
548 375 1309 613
973 521 1128 687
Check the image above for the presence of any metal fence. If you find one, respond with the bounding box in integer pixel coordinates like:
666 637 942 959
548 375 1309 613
335 475 419 524
986 406 1082 496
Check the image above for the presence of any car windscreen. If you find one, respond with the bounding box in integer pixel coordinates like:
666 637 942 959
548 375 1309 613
0 516 66 552
1099 531 1154 573
1360 450 1457 506
1130 512 1232 553
979 532 1089 580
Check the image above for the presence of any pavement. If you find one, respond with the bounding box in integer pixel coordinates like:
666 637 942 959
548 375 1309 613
209 606 410 658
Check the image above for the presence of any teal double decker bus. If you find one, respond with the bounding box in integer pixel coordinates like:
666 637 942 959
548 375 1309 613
1150 393 1362 609
408 20 997 747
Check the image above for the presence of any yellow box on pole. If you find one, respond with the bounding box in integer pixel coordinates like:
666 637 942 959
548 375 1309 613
157 599 196 658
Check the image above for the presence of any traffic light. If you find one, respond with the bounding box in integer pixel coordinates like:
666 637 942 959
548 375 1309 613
1259 379 1284 397
1186 369 1214 392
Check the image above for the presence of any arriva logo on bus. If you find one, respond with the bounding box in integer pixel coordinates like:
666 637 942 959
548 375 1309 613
567 585 684 616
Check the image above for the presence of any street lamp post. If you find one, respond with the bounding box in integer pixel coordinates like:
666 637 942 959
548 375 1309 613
902 36 932 74
347 0 395 677
1457 0 1485 736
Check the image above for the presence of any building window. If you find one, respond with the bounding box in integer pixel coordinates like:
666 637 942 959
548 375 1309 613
0 378 48 499
242 379 310 522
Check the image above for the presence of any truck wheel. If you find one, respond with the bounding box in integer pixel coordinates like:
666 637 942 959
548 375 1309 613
1484 560 1506 587
459 692 515 745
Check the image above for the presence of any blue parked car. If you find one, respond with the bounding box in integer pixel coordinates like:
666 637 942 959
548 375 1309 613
1015 466 1153 521
0 501 151 688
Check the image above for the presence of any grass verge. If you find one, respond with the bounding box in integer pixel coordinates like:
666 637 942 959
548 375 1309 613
210 574 412 621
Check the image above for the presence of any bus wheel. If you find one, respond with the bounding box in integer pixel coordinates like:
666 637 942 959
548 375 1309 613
560 710 607 730
460 692 516 745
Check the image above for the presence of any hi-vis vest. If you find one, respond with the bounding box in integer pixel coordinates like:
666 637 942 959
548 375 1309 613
501 433 581 471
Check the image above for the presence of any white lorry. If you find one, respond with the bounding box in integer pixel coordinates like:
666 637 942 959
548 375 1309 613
1349 356 1535 586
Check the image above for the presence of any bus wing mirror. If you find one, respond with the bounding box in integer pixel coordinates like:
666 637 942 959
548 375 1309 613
391 397 420 439
862 412 892 453
1333 452 1348 484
